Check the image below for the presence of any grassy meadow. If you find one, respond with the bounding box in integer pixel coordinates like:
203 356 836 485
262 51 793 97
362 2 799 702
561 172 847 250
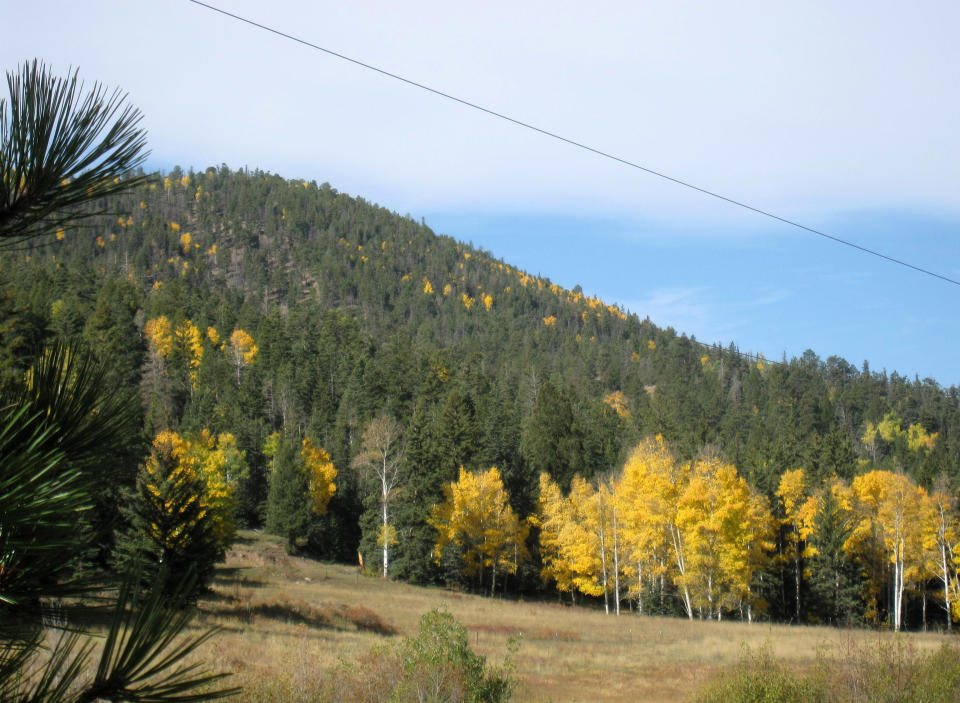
190 531 956 702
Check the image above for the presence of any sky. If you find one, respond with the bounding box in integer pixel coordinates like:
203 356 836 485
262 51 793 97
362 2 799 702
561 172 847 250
5 1 960 384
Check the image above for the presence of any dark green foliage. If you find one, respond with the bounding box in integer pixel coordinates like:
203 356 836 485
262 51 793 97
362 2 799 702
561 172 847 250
0 60 147 244
264 434 313 551
7 162 960 618
1 340 142 611
0 406 88 614
806 488 862 626
115 441 221 600
520 381 581 490
322 608 517 703
0 61 235 702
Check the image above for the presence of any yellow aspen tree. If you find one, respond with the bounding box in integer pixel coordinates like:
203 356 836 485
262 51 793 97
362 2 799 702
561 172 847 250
176 429 246 548
930 477 960 631
850 470 929 631
302 438 336 515
638 438 695 619
174 319 203 390
603 391 630 420
226 329 258 385
906 422 938 452
147 429 246 552
618 438 677 615
562 476 621 614
776 468 819 621
430 467 528 595
676 456 754 620
742 490 775 622
607 477 624 615
557 477 603 604
351 416 404 579
533 472 577 595
144 316 173 359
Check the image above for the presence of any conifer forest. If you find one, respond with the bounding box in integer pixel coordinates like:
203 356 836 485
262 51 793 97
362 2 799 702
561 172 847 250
6 160 960 636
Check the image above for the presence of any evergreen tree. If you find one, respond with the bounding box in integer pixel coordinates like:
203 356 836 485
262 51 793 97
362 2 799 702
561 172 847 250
807 487 861 625
264 433 313 551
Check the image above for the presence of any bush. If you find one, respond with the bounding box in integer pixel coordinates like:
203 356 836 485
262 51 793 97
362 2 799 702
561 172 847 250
322 608 517 703
698 638 960 703
697 643 827 703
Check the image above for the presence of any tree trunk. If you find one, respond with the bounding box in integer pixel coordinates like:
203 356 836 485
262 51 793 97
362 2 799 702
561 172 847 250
599 517 609 615
381 496 389 579
637 561 644 616
612 504 620 616
941 538 952 632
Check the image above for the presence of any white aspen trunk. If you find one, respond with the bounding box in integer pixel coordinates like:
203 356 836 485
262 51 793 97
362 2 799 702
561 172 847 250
893 539 904 632
612 503 621 616
707 573 714 621
599 517 609 615
637 561 644 616
942 539 952 632
381 492 389 579
669 526 694 619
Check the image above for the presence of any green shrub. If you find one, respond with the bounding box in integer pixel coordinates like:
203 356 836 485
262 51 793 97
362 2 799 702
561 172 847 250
696 643 827 703
698 638 960 703
322 608 517 703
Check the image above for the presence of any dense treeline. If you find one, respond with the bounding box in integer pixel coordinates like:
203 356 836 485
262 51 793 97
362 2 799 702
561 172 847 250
4 165 960 630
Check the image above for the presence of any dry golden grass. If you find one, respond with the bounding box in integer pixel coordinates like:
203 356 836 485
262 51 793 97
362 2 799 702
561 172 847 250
188 531 956 702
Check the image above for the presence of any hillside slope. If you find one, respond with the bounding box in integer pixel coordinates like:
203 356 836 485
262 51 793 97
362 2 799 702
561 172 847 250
3 166 960 622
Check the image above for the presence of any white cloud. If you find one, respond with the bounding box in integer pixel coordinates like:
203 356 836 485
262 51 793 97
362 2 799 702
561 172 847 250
6 0 959 225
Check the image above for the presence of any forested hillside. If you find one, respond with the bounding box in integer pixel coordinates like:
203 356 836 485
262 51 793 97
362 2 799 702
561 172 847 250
4 165 960 629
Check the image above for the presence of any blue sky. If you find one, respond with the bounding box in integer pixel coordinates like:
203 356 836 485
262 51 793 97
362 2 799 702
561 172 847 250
5 1 960 384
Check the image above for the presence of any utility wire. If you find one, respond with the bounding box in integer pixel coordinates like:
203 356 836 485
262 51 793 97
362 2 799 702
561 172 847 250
186 0 960 288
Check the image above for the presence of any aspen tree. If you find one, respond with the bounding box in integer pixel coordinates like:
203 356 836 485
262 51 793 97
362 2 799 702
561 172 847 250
850 470 929 630
226 329 258 384
930 477 960 631
776 468 819 620
618 438 676 615
352 416 405 578
533 472 577 595
302 438 336 515
431 467 528 595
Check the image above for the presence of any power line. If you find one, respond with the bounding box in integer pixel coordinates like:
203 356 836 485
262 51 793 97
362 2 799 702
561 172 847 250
186 0 960 289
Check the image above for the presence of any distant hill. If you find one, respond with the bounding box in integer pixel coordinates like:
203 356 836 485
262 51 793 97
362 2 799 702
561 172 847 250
4 165 959 606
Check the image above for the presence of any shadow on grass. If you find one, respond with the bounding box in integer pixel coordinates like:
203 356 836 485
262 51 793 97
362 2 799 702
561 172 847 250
202 594 398 636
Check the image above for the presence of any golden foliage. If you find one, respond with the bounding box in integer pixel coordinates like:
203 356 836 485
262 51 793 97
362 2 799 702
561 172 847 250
603 391 630 420
302 438 337 515
144 316 173 358
147 429 245 549
431 467 528 589
227 329 258 379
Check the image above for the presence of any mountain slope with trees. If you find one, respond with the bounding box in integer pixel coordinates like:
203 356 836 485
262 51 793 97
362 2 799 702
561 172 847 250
4 164 960 629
